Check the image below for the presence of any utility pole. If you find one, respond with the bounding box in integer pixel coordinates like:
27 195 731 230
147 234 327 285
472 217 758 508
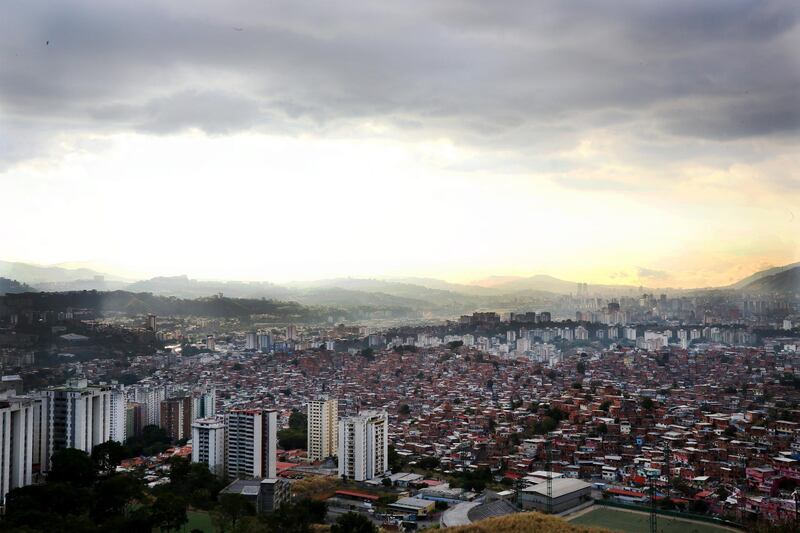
545 438 553 514
663 443 671 501
649 474 658 533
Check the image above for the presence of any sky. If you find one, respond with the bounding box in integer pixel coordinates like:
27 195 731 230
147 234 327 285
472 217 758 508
1 0 799 288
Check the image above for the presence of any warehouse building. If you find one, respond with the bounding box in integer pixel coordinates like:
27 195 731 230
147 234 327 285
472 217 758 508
518 478 592 513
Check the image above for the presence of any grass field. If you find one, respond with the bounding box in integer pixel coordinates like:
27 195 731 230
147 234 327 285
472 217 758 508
184 510 214 533
569 507 734 533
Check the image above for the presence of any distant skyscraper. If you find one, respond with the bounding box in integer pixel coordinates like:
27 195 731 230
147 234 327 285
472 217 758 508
245 332 258 350
126 402 144 438
307 398 338 461
338 410 388 481
226 409 277 479
132 385 165 426
286 325 297 342
206 335 216 352
257 331 272 352
192 416 226 477
147 314 157 332
160 396 192 441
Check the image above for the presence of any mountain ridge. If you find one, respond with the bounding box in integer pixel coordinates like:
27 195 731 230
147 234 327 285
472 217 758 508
742 265 800 294
1 259 797 310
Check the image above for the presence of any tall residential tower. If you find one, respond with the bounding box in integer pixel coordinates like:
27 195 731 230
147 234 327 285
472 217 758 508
226 408 277 479
307 398 338 461
338 410 388 481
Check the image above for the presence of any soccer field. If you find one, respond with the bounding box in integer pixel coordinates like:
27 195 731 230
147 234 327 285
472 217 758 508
568 507 735 533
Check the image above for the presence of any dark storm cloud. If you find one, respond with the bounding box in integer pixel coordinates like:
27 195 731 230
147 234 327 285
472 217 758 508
1 0 798 165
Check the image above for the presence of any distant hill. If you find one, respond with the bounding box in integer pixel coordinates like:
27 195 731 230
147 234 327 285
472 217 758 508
288 278 486 308
487 274 644 296
471 275 525 288
742 265 800 294
126 275 293 300
390 277 500 296
0 291 339 322
4 258 799 311
0 278 35 295
441 511 609 532
0 260 112 284
730 261 800 289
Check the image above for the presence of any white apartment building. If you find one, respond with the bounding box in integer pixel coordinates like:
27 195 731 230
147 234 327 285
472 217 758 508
131 385 165 426
109 388 127 444
307 398 338 461
245 332 258 350
257 332 272 352
0 396 35 503
338 410 388 482
42 379 112 470
226 408 277 479
191 416 226 477
192 389 216 421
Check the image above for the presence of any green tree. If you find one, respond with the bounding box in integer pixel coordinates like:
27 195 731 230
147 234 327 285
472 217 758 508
263 499 326 533
388 445 405 472
124 424 171 457
331 512 377 533
151 493 188 532
417 456 440 470
91 474 143 522
289 409 307 431
168 456 191 484
278 409 308 450
92 440 126 474
49 448 97 487
218 493 256 533
641 397 655 410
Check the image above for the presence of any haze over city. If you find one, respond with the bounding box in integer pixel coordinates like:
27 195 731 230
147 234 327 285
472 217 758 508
2 1 799 287
3 3 800 533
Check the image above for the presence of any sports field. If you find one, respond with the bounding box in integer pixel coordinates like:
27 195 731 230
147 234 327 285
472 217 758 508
187 510 215 532
568 506 737 533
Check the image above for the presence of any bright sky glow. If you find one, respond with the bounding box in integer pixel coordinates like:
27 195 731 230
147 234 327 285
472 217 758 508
1 1 798 287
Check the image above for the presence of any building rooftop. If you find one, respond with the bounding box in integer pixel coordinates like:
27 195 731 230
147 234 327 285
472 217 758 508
521 477 591 498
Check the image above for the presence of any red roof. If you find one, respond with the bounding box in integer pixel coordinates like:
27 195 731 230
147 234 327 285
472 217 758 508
276 461 295 472
335 490 380 501
607 487 647 498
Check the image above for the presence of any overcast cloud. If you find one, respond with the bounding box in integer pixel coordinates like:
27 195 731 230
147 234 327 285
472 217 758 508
2 0 798 166
1 1 798 285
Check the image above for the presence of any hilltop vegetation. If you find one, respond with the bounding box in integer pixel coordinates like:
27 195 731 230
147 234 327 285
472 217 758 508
0 290 338 322
441 512 611 533
742 266 800 294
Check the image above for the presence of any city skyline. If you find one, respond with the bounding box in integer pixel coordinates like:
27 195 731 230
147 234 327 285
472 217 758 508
2 1 798 287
